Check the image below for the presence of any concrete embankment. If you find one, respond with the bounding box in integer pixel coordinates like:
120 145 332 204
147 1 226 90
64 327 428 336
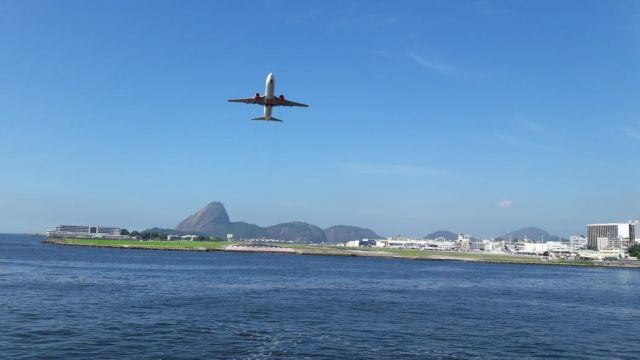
224 245 297 253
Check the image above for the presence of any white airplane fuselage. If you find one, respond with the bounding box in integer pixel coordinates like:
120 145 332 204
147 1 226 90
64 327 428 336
263 73 275 120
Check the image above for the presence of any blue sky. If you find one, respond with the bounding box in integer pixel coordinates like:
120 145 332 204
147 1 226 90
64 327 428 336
1 0 639 237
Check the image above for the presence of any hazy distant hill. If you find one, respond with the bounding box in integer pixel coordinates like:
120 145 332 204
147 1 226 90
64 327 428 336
264 221 327 244
324 225 382 243
423 230 481 242
223 221 267 239
500 227 558 241
424 231 459 241
166 205 563 244
167 202 381 243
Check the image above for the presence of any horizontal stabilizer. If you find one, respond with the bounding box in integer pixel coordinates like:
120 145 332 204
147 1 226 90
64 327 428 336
251 117 283 122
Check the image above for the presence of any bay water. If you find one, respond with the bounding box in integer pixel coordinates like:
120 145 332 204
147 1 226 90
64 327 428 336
1 234 638 359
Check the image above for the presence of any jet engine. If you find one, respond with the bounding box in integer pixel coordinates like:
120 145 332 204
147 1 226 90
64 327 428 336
278 95 285 105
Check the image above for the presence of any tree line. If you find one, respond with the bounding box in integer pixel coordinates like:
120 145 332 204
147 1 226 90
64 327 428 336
119 229 223 241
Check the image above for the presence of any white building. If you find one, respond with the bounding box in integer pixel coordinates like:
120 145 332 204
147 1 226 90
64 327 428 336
569 235 588 249
46 225 126 239
456 233 470 251
344 240 360 247
376 236 458 251
477 239 504 253
522 242 547 255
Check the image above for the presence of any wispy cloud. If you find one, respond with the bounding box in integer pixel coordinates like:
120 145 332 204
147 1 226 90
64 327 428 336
619 125 640 140
520 119 545 134
408 51 462 77
497 199 513 208
494 133 561 152
337 162 457 178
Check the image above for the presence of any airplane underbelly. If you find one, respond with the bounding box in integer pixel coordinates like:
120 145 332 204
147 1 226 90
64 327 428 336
264 105 272 120
264 82 275 120
266 83 274 99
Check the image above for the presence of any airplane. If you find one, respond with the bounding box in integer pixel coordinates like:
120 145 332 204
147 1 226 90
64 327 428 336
228 73 308 122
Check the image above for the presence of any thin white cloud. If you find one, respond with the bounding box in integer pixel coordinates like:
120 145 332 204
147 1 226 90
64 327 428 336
520 119 545 134
619 125 640 140
494 133 561 152
408 51 461 77
337 162 457 178
497 199 513 208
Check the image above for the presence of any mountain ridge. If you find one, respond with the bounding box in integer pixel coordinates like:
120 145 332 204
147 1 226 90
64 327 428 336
423 227 562 242
499 227 564 242
325 225 382 243
169 202 381 244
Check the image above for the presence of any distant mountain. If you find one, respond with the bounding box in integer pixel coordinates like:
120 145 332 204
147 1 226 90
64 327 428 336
264 221 327 244
423 230 480 242
324 225 382 243
167 202 381 244
424 231 459 241
175 202 230 234
501 227 557 242
223 221 266 239
421 227 562 242
168 206 564 244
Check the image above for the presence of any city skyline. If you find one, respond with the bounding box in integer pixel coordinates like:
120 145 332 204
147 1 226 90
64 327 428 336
1 1 639 236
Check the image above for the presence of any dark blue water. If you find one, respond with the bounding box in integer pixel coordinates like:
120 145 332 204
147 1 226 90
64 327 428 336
1 234 639 359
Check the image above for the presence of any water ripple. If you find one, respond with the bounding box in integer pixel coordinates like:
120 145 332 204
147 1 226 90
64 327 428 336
0 234 639 359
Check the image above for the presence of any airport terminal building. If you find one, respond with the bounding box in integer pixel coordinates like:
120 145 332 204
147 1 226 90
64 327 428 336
46 225 127 239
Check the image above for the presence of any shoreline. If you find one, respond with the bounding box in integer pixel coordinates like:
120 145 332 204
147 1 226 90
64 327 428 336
43 238 640 269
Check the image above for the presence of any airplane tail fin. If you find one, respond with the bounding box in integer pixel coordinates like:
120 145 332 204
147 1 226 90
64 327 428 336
251 117 283 122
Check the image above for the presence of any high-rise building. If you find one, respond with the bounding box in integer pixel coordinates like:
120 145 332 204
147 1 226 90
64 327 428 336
587 222 637 250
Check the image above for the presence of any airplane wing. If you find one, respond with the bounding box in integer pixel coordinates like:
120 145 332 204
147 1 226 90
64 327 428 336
228 97 264 105
279 99 309 107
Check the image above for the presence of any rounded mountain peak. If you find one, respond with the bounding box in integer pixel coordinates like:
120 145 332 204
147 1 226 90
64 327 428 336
206 201 226 212
175 201 231 234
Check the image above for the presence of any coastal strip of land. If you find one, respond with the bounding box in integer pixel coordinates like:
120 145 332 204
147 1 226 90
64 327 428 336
44 238 640 268
46 238 233 251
